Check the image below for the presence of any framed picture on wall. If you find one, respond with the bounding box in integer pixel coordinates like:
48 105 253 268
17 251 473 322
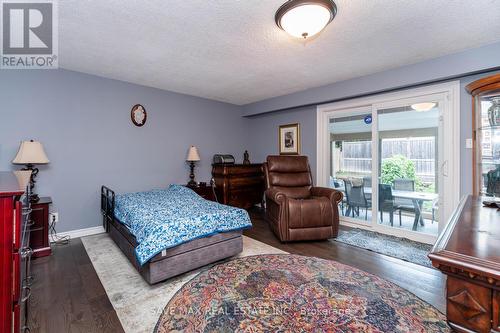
279 123 300 155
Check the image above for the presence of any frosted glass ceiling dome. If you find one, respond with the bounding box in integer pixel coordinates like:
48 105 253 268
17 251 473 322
275 0 337 39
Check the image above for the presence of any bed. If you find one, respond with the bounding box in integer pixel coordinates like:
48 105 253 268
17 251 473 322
100 184 252 284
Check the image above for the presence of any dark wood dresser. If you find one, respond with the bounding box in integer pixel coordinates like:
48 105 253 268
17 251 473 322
212 164 264 209
429 195 500 333
0 171 32 333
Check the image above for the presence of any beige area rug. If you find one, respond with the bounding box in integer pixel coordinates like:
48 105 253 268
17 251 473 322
81 234 286 333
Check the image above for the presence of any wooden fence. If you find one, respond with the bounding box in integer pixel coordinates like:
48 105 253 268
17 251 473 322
339 137 436 182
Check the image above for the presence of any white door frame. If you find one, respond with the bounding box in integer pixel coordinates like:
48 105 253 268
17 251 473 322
316 81 461 244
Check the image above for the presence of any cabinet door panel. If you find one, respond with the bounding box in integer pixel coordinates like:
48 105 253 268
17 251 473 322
446 276 491 333
493 290 500 332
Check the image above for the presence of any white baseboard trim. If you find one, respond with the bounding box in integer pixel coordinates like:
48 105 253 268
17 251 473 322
55 226 105 239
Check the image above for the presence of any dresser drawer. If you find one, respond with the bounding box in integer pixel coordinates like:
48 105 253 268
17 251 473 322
228 177 264 189
228 189 262 206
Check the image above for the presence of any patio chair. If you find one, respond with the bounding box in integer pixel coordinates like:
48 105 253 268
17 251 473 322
345 180 371 220
379 184 396 226
431 198 439 224
394 178 416 226
332 178 346 215
363 176 372 201
486 167 500 196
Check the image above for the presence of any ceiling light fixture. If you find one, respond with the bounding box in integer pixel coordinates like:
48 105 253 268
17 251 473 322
275 0 337 39
411 102 437 112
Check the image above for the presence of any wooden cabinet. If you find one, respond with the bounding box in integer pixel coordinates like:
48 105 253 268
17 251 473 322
0 171 31 333
429 195 500 333
212 164 264 209
466 73 500 196
29 197 52 258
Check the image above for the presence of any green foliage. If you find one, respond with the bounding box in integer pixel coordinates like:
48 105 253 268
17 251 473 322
381 155 417 185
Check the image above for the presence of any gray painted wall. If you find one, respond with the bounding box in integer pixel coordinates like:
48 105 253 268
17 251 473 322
243 42 500 116
246 106 317 177
0 69 248 232
1 51 499 234
246 70 500 196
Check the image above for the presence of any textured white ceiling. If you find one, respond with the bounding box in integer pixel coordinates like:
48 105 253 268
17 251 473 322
60 0 500 105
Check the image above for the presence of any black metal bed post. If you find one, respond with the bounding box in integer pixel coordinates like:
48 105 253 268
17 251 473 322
101 186 115 233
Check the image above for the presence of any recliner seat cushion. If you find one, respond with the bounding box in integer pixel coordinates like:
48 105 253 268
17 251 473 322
272 186 311 199
287 197 333 229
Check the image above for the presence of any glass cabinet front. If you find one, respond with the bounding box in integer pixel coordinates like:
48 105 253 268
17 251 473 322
474 86 500 196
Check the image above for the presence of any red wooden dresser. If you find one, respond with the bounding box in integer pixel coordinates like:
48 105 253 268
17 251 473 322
0 171 31 333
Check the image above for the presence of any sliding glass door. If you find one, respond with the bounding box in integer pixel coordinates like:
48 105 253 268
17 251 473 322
329 107 373 224
374 101 441 237
318 83 460 243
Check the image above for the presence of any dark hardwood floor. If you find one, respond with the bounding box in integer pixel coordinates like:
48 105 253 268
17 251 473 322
28 238 124 333
28 209 445 332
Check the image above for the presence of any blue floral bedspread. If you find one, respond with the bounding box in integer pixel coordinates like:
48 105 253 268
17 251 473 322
113 184 252 265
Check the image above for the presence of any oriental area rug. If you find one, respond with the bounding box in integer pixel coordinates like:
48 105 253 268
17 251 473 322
155 254 449 333
82 234 286 333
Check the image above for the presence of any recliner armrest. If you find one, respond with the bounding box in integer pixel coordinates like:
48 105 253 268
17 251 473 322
265 188 287 204
311 187 343 204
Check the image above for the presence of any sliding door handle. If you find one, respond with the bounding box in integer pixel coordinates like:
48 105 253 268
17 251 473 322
441 160 449 177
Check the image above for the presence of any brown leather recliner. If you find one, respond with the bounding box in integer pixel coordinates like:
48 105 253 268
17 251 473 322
263 155 343 242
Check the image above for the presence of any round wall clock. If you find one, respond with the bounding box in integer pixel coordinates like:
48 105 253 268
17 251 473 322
131 104 147 127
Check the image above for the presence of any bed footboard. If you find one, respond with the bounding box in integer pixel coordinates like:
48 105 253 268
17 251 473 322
101 185 115 232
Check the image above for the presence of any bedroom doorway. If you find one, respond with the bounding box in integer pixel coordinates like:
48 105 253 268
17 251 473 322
317 82 460 244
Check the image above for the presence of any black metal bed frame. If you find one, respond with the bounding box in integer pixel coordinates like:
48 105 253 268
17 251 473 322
97 184 243 284
101 186 115 233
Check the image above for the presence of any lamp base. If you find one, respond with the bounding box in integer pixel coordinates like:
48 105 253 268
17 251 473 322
30 193 40 203
188 161 197 188
21 164 41 203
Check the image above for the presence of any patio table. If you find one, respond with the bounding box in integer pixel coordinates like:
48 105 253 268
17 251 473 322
337 186 437 231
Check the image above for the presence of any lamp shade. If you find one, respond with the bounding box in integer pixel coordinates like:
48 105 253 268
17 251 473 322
186 145 200 162
12 140 50 165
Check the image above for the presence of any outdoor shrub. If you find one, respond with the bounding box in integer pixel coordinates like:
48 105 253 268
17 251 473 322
381 155 417 185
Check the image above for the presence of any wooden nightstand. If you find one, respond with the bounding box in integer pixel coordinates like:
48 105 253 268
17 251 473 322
185 184 217 202
29 196 52 258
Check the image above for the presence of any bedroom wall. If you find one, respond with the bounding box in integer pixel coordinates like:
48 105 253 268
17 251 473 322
0 69 248 232
243 41 500 116
245 70 500 196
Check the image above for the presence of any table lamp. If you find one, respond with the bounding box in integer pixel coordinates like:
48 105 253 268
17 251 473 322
186 145 200 187
12 140 50 202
